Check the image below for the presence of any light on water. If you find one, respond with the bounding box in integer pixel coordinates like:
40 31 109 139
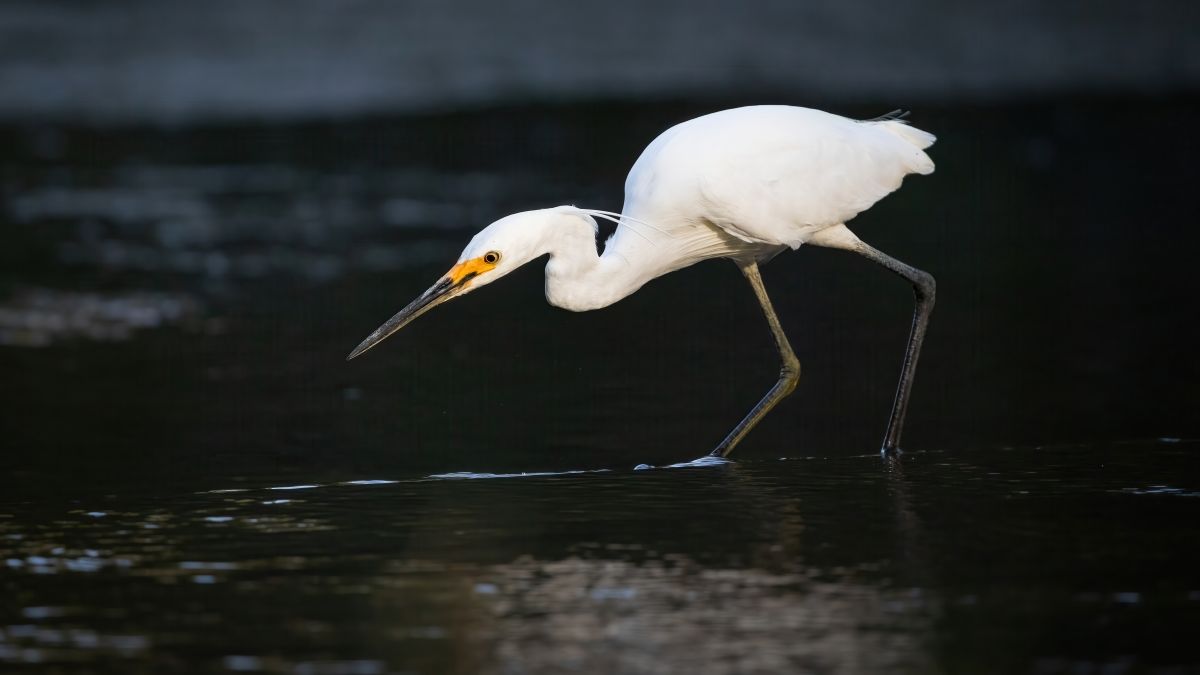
3 442 1199 673
427 469 610 480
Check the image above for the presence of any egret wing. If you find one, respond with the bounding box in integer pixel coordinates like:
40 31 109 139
624 106 935 250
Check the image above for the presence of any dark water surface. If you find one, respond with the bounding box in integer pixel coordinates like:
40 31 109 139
2 444 1199 674
2 99 1199 672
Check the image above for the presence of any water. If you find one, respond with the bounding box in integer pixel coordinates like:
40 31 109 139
2 99 1200 672
2 444 1198 673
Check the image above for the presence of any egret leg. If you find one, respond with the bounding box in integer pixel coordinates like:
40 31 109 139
710 261 800 458
851 241 936 455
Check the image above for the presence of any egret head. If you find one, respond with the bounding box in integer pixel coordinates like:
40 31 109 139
346 207 590 360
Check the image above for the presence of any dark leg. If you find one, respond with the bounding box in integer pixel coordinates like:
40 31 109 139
851 241 936 455
710 261 801 458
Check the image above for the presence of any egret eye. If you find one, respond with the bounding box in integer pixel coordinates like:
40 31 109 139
483 251 501 264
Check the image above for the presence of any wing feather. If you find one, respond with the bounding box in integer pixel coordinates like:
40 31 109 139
623 106 935 250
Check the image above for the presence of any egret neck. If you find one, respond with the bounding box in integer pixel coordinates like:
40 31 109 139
540 208 656 312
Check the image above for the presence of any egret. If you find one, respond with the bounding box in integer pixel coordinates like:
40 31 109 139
348 105 936 457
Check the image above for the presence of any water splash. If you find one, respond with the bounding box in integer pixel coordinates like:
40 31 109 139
427 469 611 480
633 455 733 471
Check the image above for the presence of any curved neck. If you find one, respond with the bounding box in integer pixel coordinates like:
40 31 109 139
540 212 652 312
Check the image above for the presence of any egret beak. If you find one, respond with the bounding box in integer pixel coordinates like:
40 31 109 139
346 257 493 360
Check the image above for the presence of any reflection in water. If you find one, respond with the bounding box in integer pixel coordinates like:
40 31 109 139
472 556 934 674
2 443 1197 673
881 452 932 589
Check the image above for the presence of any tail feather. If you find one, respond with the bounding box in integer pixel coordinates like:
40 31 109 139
863 111 937 175
862 109 936 150
881 120 937 150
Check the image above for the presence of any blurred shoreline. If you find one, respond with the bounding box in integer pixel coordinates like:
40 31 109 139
1 0 1196 124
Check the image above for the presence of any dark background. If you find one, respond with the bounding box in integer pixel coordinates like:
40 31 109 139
1 0 1198 481
2 4 1200 675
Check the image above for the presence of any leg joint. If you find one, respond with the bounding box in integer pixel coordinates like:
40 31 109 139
912 269 936 305
779 353 801 392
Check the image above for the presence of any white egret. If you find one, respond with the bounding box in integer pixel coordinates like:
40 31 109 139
348 105 936 456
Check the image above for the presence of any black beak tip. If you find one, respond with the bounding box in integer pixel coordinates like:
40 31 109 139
345 276 455 364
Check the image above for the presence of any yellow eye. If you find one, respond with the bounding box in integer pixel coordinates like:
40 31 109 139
483 251 501 264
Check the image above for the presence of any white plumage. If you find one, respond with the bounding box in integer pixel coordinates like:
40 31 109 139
616 105 935 265
349 105 939 457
